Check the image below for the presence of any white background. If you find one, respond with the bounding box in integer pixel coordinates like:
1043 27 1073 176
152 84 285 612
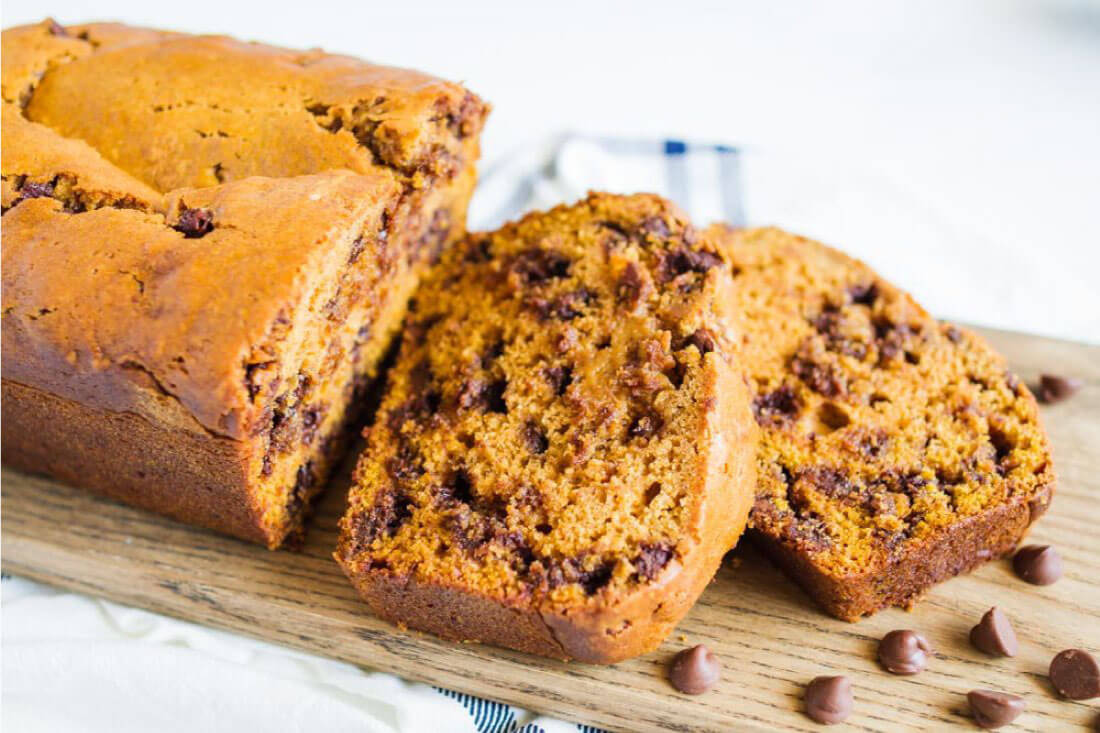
2 3 1099 731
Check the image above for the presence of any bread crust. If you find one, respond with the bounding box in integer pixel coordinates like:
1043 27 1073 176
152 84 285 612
753 487 1049 620
3 380 267 544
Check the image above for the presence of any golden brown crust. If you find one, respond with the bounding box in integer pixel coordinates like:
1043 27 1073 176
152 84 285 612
711 225 1055 619
21 24 486 192
2 380 268 544
753 495 1038 621
1 104 162 211
1 20 488 547
337 193 756 662
0 20 94 107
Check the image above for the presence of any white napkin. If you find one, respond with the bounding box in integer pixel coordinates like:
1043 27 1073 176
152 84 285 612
1 575 589 733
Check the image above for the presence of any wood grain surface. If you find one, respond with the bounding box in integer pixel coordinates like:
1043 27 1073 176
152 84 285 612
3 326 1098 732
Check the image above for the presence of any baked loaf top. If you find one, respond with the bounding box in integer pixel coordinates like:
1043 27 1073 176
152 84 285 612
338 193 757 661
712 226 1054 589
2 19 488 440
3 20 484 192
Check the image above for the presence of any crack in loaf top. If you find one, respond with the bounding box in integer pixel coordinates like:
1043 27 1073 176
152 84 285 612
4 20 488 193
1 20 489 438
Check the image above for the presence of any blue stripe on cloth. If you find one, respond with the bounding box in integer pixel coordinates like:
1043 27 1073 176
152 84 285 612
434 686 609 733
664 138 690 212
473 134 747 230
435 688 516 732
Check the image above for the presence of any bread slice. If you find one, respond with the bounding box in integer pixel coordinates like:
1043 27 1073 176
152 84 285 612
711 225 1055 620
337 194 757 662
1 20 488 547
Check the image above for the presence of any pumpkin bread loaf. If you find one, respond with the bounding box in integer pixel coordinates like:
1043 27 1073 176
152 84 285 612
337 194 757 662
1 20 488 547
712 226 1055 620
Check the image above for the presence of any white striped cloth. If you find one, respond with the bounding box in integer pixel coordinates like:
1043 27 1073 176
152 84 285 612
471 135 745 232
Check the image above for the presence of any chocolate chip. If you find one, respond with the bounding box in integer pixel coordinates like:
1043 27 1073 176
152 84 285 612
356 491 414 546
529 288 596 321
804 675 853 725
628 411 663 439
386 444 423 483
817 401 850 430
752 385 801 426
616 261 650 308
633 541 674 581
848 282 879 306
945 325 964 343
545 365 573 396
812 308 844 339
791 355 846 398
20 180 55 200
47 19 68 36
482 339 505 365
813 310 870 360
497 531 536 572
802 466 854 500
244 361 274 400
967 690 1025 729
878 630 932 675
640 215 671 239
970 607 1018 657
686 328 716 355
1012 544 1062 585
874 320 914 365
783 515 833 553
509 247 571 283
484 379 508 414
576 561 613 595
174 207 214 238
457 377 508 414
1050 649 1100 700
657 247 722 282
286 462 315 518
1037 373 1083 404
668 645 720 695
300 405 324 445
438 468 474 505
457 377 488 410
522 421 548 455
464 237 493 263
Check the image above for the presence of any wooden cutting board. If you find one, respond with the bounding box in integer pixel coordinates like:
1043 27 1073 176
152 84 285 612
3 326 1098 732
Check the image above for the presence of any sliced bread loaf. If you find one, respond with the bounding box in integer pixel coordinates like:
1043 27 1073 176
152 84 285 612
337 194 757 662
712 225 1055 620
